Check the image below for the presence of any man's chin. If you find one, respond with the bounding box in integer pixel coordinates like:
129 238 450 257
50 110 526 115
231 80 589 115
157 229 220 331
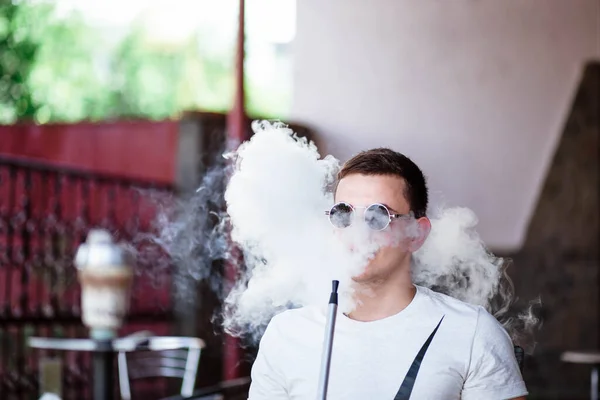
351 261 377 282
351 271 373 283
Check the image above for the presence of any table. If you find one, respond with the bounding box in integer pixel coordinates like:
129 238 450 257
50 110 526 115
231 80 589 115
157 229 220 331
561 350 600 400
29 336 153 400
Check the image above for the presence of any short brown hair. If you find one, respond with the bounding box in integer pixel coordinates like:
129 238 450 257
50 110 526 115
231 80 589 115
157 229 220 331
337 148 429 218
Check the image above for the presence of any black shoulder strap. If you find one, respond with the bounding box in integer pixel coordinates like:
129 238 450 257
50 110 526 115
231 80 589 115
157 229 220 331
394 316 445 400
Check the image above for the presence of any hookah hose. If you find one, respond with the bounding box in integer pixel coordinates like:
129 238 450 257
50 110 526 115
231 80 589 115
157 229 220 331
316 280 339 400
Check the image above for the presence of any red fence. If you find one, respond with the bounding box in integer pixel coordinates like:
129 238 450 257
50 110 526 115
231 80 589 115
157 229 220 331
0 120 179 184
0 121 179 399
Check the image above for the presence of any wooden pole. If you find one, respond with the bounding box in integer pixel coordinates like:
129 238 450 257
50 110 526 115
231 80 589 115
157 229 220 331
223 0 247 381
227 0 247 147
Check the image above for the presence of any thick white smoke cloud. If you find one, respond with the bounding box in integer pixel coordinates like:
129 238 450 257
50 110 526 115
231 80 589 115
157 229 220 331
412 207 502 307
155 120 538 352
222 121 384 338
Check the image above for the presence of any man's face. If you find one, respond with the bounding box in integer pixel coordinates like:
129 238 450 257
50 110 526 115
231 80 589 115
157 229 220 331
334 173 428 283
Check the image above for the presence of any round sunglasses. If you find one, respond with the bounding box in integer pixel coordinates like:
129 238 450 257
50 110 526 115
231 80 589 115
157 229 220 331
325 202 410 231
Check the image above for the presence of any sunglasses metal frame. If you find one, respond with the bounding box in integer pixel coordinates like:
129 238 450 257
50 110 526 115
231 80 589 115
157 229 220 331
324 202 410 231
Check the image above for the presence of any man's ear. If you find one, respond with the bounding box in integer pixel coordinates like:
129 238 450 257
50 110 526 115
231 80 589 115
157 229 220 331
408 217 431 252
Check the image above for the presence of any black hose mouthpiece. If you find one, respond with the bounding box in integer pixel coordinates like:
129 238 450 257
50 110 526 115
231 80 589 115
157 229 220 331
329 280 339 305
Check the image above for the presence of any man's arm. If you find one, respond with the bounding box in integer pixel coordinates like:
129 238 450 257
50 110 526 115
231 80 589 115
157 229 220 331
461 307 528 400
248 320 289 399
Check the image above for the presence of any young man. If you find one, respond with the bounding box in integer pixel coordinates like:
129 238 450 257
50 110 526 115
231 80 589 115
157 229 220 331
248 148 527 399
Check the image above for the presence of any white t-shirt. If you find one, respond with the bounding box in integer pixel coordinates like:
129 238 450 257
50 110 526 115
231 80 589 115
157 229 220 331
248 285 528 400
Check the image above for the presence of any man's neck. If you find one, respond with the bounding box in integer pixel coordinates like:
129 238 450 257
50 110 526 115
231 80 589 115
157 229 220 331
347 265 415 322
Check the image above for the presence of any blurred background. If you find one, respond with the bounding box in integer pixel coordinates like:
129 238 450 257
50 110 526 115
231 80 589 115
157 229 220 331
0 0 598 399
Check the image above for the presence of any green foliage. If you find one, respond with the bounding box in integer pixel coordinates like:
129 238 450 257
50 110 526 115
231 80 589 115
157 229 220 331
0 0 47 122
108 26 234 119
28 9 116 123
0 1 291 124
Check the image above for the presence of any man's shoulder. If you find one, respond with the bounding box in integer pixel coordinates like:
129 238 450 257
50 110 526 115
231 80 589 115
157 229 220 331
417 286 511 343
416 285 481 319
271 305 322 322
265 305 324 335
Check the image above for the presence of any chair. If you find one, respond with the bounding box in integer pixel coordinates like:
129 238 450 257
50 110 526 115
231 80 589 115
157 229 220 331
561 350 600 400
117 335 206 400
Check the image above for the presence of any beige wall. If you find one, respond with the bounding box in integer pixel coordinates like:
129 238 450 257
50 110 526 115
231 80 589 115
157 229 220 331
290 0 600 251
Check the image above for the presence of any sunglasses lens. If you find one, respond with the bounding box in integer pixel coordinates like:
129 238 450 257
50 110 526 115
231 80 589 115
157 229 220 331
329 203 354 228
365 204 391 230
